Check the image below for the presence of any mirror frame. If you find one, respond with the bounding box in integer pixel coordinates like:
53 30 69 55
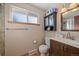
61 4 79 31
61 13 79 31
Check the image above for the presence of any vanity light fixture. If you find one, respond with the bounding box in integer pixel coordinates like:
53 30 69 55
61 3 79 13
61 4 68 13
61 7 68 13
69 3 79 10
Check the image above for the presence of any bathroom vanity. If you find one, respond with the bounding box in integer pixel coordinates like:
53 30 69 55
49 38 79 56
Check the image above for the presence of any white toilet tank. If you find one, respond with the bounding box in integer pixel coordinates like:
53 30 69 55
45 37 50 48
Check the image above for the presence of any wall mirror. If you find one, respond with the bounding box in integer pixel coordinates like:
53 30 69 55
61 4 79 31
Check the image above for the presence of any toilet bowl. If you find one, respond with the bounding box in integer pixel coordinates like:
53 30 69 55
39 38 50 56
39 44 48 56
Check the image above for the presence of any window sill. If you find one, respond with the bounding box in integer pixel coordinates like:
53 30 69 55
8 21 40 26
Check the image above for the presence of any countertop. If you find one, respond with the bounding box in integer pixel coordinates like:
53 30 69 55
46 37 79 48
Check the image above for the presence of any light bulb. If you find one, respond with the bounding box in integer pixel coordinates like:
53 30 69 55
61 7 68 13
69 3 78 9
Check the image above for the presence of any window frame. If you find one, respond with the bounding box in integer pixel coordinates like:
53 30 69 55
9 5 40 25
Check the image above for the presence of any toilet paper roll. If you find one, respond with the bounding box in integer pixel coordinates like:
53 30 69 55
33 40 37 44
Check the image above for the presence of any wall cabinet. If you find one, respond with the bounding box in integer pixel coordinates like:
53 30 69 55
44 12 57 31
49 39 79 56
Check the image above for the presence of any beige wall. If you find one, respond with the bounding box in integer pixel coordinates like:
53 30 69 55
5 3 45 56
45 4 79 41
0 4 5 55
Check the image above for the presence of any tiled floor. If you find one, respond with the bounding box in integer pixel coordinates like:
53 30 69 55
31 52 40 56
23 51 49 56
29 52 40 56
28 52 49 56
22 51 40 56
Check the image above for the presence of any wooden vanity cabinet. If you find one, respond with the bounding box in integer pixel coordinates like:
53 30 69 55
49 39 79 56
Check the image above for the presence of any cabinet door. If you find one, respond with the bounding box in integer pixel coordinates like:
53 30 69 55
50 39 58 56
69 46 79 56
63 44 70 56
55 41 70 56
50 40 63 56
44 17 49 30
50 40 71 56
49 39 56 56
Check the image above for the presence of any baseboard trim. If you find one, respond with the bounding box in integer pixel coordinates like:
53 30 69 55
21 53 29 56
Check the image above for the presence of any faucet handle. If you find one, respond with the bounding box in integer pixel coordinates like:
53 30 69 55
71 36 75 40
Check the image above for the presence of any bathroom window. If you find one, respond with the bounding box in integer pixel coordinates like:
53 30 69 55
28 13 38 24
10 5 39 25
12 11 28 23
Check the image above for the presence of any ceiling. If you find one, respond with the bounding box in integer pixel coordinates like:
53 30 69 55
30 3 59 11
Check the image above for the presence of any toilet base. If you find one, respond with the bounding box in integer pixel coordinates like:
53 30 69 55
40 53 49 56
40 53 45 56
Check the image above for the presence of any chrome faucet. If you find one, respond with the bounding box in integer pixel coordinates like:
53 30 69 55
66 32 74 40
66 32 71 39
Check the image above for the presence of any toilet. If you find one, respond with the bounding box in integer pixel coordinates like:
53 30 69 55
39 38 50 56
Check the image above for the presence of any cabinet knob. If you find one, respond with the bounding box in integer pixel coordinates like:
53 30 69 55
63 46 68 51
